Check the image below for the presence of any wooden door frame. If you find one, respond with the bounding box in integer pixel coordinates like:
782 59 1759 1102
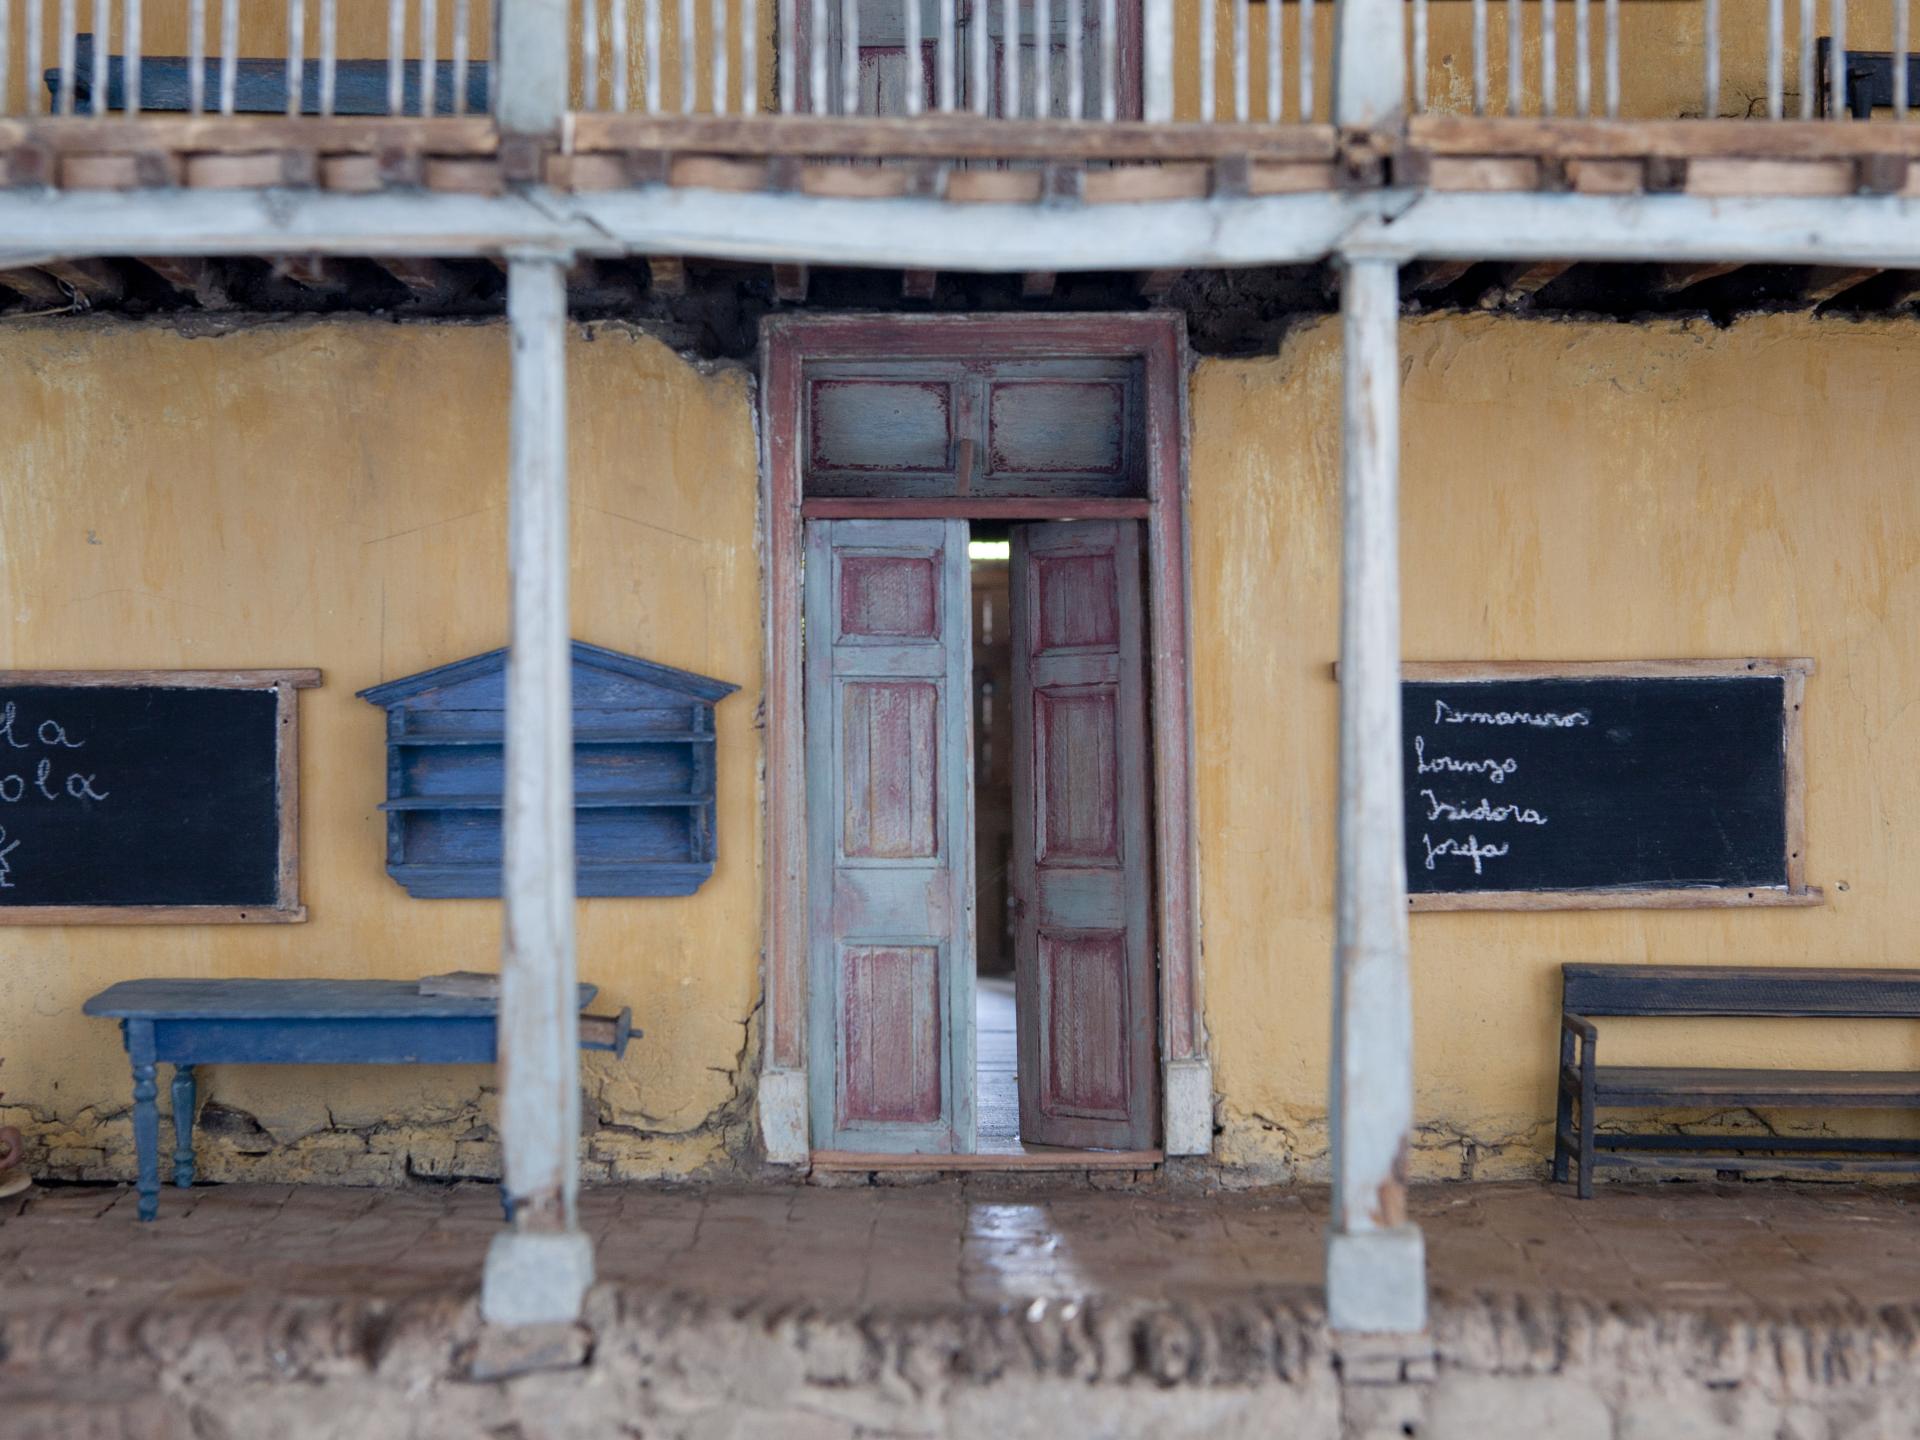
757 312 1209 1164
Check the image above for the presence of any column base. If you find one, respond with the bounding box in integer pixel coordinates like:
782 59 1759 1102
1327 1225 1427 1334
759 1067 810 1165
482 1230 595 1327
1163 1056 1214 1156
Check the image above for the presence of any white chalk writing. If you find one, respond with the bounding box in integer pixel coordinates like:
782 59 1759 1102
0 699 110 810
1420 790 1548 826
1421 833 1511 874
1433 699 1591 729
1414 735 1518 784
0 826 15 887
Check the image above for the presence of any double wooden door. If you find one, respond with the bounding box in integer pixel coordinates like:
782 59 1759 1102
806 517 1156 1154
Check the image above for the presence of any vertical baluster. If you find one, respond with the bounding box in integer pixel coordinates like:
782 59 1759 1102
421 0 437 113
713 0 728 113
1 0 10 118
906 0 922 112
1267 0 1282 119
320 0 336 114
454 0 470 112
1001 0 1016 114
220 0 237 114
1472 0 1486 113
1063 0 1080 114
57 0 73 115
682 0 697 111
1035 0 1048 114
739 0 754 111
1830 0 1844 117
1199 0 1214 119
1098 0 1114 117
584 0 599 109
938 0 954 108
1298 0 1312 119
1798 0 1812 116
1234 0 1248 119
1765 0 1781 115
26 0 41 115
1703 0 1718 115
971 0 989 112
649 0 664 109
1505 0 1520 114
614 0 629 108
809 0 826 110
287 0 304 115
779 0 794 109
1575 0 1589 113
1541 0 1554 113
1895 0 1908 118
389 0 405 114
1412 0 1427 112
488 0 499 111
91 0 106 113
841 0 857 111
1604 0 1618 116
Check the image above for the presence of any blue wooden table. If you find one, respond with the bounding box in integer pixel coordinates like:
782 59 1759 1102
83 979 626 1221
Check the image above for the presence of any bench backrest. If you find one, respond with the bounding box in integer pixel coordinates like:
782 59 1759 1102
1563 964 1920 1018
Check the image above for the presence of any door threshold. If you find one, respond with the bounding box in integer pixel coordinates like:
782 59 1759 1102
809 1147 1164 1172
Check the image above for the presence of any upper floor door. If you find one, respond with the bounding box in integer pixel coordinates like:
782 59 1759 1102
800 0 1143 119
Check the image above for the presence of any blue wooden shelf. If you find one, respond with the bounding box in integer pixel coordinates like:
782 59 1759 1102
359 642 738 900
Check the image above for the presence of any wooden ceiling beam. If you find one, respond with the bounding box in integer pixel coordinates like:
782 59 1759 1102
1801 265 1881 305
1403 259 1476 296
376 256 459 300
1650 260 1744 296
138 256 231 308
40 257 122 303
0 267 70 306
272 254 348 293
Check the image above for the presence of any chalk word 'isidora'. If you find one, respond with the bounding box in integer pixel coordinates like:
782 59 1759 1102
1419 790 1548 826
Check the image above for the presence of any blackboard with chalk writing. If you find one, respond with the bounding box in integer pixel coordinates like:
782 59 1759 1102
0 671 319 923
1400 662 1818 910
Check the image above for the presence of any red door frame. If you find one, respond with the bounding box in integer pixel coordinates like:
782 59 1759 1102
759 312 1202 1157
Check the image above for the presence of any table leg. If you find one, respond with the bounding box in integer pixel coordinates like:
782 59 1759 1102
127 1019 160 1222
171 1065 197 1189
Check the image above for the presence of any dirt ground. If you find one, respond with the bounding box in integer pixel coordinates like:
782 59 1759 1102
5 1177 1920 1438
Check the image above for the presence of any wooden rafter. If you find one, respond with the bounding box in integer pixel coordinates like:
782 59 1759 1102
1651 261 1745 296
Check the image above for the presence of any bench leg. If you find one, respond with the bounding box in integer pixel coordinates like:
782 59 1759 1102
1577 1069 1597 1201
1552 1030 1574 1185
128 1020 161 1222
172 1066 197 1189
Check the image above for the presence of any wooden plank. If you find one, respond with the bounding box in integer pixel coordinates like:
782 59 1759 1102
1414 886 1823 911
1496 259 1573 297
1409 114 1920 160
273 681 302 913
1593 1067 1920 1104
799 165 918 199
1403 259 1475 296
0 668 321 688
773 262 809 302
1428 156 1541 192
1082 163 1209 203
185 152 292 189
570 114 1341 162
1564 963 1920 1017
0 116 497 156
0 268 73 306
1393 658 1814 681
1249 160 1342 194
376 256 460 299
1688 158 1856 197
274 254 346 291
137 256 227 305
0 904 307 924
59 152 181 189
1651 260 1745 294
809 1148 1163 1171
1566 158 1644 194
320 154 382 192
802 497 1153 520
40 258 122 302
1801 265 1880 303
424 158 503 195
669 155 769 193
947 170 1045 204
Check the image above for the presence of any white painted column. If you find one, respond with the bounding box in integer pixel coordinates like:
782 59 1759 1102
1326 252 1426 1336
495 0 570 130
481 251 593 1328
1332 0 1406 127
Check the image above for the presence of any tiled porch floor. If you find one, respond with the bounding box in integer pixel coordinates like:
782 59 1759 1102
5 1177 1919 1318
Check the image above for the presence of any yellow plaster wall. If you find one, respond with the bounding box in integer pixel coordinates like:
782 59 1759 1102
1193 312 1920 1180
0 316 763 1186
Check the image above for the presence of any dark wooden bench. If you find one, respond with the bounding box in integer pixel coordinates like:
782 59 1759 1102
1555 963 1920 1197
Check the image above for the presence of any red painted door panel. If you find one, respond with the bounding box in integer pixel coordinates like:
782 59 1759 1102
806 518 976 1153
1010 520 1156 1150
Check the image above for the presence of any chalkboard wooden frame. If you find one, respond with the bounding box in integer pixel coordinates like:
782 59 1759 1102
1394 658 1819 913
0 668 321 925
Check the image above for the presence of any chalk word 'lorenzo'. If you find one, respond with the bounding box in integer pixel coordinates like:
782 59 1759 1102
1421 833 1511 874
1414 736 1518 784
1433 699 1591 729
1419 790 1548 826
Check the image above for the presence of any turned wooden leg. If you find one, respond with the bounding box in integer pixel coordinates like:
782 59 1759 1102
127 1020 160 1222
171 1065 197 1189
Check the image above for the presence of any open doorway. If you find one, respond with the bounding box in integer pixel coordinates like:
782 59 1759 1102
970 525 1020 1151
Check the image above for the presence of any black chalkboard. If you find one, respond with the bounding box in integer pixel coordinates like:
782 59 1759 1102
0 679 304 915
1402 672 1799 901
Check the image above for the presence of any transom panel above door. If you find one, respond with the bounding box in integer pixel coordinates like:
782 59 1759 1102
805 357 1147 499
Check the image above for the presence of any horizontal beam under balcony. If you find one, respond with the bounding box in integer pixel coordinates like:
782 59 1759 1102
5 186 1920 272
